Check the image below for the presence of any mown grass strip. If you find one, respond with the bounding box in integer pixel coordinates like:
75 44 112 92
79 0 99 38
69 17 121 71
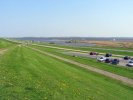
30 45 133 79
1 46 133 99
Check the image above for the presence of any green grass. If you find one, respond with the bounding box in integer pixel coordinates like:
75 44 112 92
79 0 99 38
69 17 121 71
0 46 133 100
30 45 133 79
0 38 17 49
37 42 133 56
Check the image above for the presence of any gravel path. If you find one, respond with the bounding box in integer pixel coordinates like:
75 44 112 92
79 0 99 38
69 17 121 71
27 46 133 87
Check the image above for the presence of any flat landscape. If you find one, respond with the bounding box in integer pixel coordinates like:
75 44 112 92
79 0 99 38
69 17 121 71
1 1 133 99
81 40 133 48
1 39 133 100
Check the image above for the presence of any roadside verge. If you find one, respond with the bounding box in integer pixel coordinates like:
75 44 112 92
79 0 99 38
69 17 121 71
26 46 133 87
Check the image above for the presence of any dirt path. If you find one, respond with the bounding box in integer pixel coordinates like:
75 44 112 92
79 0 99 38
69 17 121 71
0 49 7 55
27 46 133 87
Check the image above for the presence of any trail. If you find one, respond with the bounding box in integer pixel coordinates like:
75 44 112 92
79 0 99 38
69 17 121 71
26 46 133 87
0 49 7 55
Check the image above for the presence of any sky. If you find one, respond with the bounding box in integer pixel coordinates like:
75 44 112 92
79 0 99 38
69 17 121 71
0 0 133 37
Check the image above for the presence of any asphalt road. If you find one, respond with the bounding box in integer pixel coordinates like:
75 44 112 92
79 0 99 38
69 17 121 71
62 51 131 68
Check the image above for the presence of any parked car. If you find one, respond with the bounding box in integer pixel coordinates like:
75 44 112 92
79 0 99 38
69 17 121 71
97 56 106 62
104 58 112 63
124 56 130 60
90 52 94 55
90 52 98 55
126 61 133 67
111 59 119 65
130 58 133 61
105 53 112 57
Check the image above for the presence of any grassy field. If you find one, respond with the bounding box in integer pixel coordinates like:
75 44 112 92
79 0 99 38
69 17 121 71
1 39 133 100
37 42 133 56
0 38 17 49
0 46 133 100
30 45 133 79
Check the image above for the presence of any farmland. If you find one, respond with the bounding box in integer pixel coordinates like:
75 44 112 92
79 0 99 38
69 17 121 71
81 40 133 48
35 42 133 56
1 39 133 100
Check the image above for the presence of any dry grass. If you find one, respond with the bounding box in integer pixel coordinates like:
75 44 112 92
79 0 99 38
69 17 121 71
80 40 133 48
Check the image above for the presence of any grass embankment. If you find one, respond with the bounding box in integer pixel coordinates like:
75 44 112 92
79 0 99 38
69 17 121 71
0 39 17 49
30 45 133 79
37 42 133 56
0 46 133 99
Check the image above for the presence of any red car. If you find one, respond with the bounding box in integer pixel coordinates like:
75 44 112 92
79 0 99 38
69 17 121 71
90 52 99 55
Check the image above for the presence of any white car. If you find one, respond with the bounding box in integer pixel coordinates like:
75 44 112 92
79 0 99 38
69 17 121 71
126 61 133 67
97 56 106 62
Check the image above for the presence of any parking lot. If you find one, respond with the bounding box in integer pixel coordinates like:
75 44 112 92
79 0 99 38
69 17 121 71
62 51 132 68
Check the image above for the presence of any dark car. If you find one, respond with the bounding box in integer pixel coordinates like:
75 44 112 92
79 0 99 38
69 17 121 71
111 59 119 65
90 52 98 55
104 58 112 63
124 56 130 60
90 52 93 55
105 53 112 57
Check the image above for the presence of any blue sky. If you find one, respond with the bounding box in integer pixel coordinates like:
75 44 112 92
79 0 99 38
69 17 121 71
0 0 133 37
